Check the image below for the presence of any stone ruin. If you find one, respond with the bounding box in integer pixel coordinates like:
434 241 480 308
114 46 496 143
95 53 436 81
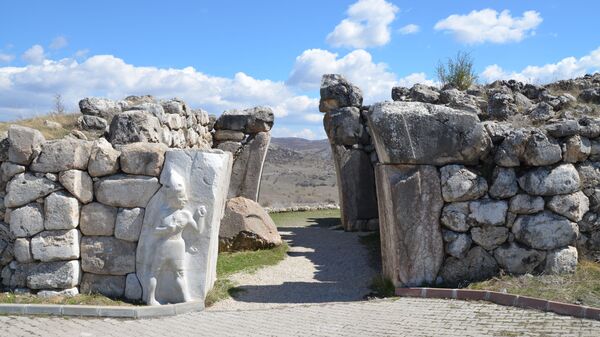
0 95 278 305
321 73 600 288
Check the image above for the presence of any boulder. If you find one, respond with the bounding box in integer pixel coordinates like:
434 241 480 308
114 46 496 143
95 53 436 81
563 135 591 163
409 84 440 103
512 211 578 250
125 273 142 301
323 107 367 145
518 164 581 196
440 165 487 202
81 236 136 275
27 260 81 289
14 238 32 263
521 131 562 166
442 230 472 258
471 226 508 250
576 161 600 190
544 246 578 274
509 194 544 215
79 202 117 236
80 273 125 298
227 132 271 201
468 200 508 227
219 197 282 252
88 138 120 177
30 138 92 173
4 173 62 208
493 242 545 275
367 102 491 165
528 102 556 122
489 167 518 199
440 202 470 232
547 191 589 222
114 208 144 242
391 86 410 101
125 103 166 124
165 114 185 130
545 120 580 138
440 246 498 287
107 111 163 145
44 192 80 230
58 170 93 204
214 106 275 134
119 142 167 177
94 174 161 208
0 162 25 189
79 97 121 119
78 115 108 131
9 203 44 238
7 125 45 165
319 74 363 112
160 99 186 115
31 229 80 262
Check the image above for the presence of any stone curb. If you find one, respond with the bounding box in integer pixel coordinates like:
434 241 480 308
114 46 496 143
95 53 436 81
396 287 600 321
0 301 204 319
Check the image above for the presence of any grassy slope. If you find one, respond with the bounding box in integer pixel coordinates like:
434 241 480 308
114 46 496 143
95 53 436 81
0 113 80 139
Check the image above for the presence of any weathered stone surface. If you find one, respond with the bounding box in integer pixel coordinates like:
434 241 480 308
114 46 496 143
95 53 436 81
9 203 44 237
137 149 232 305
440 246 498 287
126 103 166 124
214 130 245 142
409 84 440 103
512 211 578 250
493 242 545 275
119 142 167 177
468 200 508 227
319 74 363 112
79 203 117 236
114 208 144 242
577 161 600 190
0 133 9 162
545 246 578 274
88 138 120 177
81 236 136 275
27 260 80 289
521 131 562 166
7 125 45 165
125 273 142 301
442 230 472 258
471 226 508 250
31 229 80 262
80 273 125 298
228 132 271 201
58 170 93 204
44 192 80 230
108 111 163 145
78 115 108 131
489 167 518 199
215 141 242 154
95 174 161 208
563 135 591 163
440 165 487 202
14 238 32 263
324 107 366 146
330 146 378 231
547 191 589 222
79 97 121 119
545 120 580 138
214 107 275 133
367 102 491 165
440 202 470 232
518 164 581 196
509 194 544 214
219 197 282 252
376 164 444 287
30 138 92 173
0 162 25 189
37 287 79 298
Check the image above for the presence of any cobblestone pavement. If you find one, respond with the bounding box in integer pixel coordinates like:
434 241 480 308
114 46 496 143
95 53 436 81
1 297 599 336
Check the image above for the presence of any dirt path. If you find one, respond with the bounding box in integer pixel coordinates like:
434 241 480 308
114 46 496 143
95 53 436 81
210 218 379 311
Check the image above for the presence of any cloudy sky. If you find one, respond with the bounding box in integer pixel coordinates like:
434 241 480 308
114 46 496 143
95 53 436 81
1 0 599 139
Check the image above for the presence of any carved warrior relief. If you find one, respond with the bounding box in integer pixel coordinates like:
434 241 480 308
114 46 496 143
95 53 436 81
136 149 232 305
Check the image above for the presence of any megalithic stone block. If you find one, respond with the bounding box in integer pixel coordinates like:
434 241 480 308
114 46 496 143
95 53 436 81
136 149 232 305
375 164 444 287
226 132 270 201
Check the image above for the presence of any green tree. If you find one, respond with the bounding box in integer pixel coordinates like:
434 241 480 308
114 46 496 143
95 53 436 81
436 51 477 90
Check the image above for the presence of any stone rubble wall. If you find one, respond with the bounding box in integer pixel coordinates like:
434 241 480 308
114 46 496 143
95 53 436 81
320 73 600 288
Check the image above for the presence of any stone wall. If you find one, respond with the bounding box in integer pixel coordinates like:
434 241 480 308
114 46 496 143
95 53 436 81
321 73 600 288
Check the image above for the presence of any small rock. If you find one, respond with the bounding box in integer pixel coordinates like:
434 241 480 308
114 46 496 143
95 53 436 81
14 238 32 263
58 170 93 204
508 194 544 214
468 200 508 227
547 191 589 222
489 167 518 199
518 164 581 196
439 246 498 287
78 115 108 131
562 135 591 163
471 226 508 250
494 242 545 275
544 246 578 274
440 165 488 202
442 230 472 258
440 202 470 232
37 287 79 298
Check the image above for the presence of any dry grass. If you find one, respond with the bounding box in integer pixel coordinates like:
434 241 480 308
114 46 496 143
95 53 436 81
0 113 81 140
468 260 600 308
0 292 134 306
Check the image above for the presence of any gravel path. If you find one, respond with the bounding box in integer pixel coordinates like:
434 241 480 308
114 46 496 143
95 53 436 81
210 222 379 311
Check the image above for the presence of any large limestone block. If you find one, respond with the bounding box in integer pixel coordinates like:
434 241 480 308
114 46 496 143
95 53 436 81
319 74 363 112
137 149 232 305
80 236 136 275
108 111 163 145
115 208 144 242
125 273 143 300
44 192 80 230
440 246 498 286
471 226 508 250
375 164 444 287
79 202 117 236
58 170 93 204
4 173 62 208
509 194 544 214
518 164 581 196
219 197 282 252
7 125 45 165
493 242 545 275
14 238 32 263
27 260 81 289
323 107 367 146
88 138 120 177
9 203 44 238
79 97 121 119
95 174 161 208
367 102 491 165
547 191 589 222
31 229 80 262
30 138 92 173
119 142 168 177
440 202 470 232
489 167 518 199
331 146 378 231
468 200 508 227
512 211 578 250
227 132 270 201
215 107 274 133
80 273 125 298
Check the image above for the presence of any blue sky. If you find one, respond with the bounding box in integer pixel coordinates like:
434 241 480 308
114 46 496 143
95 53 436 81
1 0 599 139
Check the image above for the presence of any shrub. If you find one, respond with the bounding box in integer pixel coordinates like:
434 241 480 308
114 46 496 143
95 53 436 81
436 51 477 90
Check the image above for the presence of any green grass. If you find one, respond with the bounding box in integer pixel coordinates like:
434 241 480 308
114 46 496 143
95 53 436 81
0 292 134 306
468 260 600 308
270 209 341 228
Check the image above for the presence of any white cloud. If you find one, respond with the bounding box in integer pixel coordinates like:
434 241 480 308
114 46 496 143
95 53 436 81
304 113 323 122
74 49 89 59
434 9 542 44
326 0 399 48
398 24 420 35
22 45 46 64
0 54 318 122
397 72 438 87
481 46 600 84
0 53 14 63
50 36 68 49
